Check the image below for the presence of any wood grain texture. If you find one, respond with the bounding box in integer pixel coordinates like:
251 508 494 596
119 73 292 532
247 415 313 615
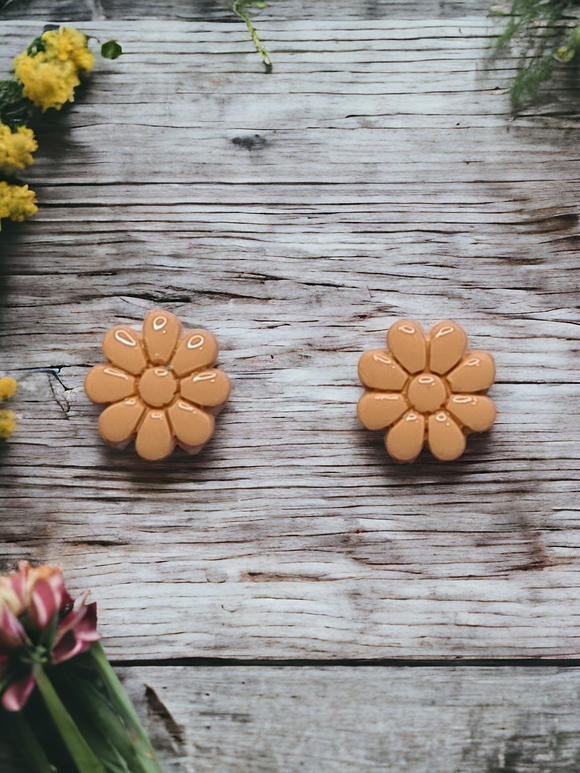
116 665 580 772
1 11 579 659
0 0 495 22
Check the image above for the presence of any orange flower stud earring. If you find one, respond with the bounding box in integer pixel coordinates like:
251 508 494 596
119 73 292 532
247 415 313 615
357 320 496 463
85 310 231 461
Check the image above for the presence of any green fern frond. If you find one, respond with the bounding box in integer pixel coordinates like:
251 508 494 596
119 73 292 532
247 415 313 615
510 54 554 105
492 0 580 108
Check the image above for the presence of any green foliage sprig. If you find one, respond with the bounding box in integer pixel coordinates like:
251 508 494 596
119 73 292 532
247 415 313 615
492 0 580 108
231 0 273 69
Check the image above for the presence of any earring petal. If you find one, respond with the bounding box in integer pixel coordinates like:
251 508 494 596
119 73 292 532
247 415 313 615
171 330 219 378
102 326 147 376
386 411 425 463
135 409 175 461
180 369 231 408
427 411 466 461
142 309 182 365
446 394 496 433
357 391 407 430
98 397 145 447
447 351 495 393
85 364 137 404
358 350 408 391
428 320 467 375
386 319 426 373
167 400 215 448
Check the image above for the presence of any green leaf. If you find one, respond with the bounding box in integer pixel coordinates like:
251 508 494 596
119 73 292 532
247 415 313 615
0 79 36 128
101 41 123 60
0 737 37 773
510 54 553 108
90 643 163 773
26 36 45 57
492 0 579 108
8 712 56 773
0 709 54 773
61 700 133 773
33 663 107 773
62 674 146 773
554 45 575 62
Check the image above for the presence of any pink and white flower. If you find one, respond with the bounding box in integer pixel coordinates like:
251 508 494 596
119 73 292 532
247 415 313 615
0 561 98 711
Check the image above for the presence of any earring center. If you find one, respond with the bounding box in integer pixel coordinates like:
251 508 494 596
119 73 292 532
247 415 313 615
138 367 177 407
407 373 446 413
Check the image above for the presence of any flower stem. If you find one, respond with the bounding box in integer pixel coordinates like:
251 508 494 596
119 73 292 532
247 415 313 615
90 642 163 773
232 0 272 68
32 662 107 773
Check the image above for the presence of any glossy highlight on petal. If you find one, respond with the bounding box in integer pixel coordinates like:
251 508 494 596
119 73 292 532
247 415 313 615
357 349 408 391
429 320 467 375
180 369 231 408
386 411 425 463
171 329 219 378
167 400 215 450
387 319 426 374
102 325 147 376
447 350 495 393
98 397 145 447
447 394 496 433
142 308 182 365
428 411 466 461
357 391 407 430
84 363 136 404
135 409 175 461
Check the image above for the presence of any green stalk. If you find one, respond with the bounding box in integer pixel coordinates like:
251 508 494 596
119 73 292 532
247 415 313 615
67 676 149 773
33 662 107 773
8 711 55 773
90 643 163 773
232 0 272 67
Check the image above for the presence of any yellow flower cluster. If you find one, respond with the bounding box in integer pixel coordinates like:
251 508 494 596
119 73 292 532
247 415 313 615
0 378 17 401
0 377 17 439
0 124 38 174
43 27 95 71
14 27 95 112
0 412 16 439
0 181 38 228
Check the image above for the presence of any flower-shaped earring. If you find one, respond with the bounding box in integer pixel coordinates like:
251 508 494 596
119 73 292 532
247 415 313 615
85 309 231 461
357 320 496 463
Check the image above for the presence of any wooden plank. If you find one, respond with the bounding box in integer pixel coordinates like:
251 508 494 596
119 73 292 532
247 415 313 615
0 0 497 22
0 16 579 659
117 665 580 772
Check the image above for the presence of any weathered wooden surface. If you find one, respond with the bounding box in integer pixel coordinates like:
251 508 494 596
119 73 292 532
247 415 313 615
0 0 495 22
1 8 580 664
119 665 580 772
